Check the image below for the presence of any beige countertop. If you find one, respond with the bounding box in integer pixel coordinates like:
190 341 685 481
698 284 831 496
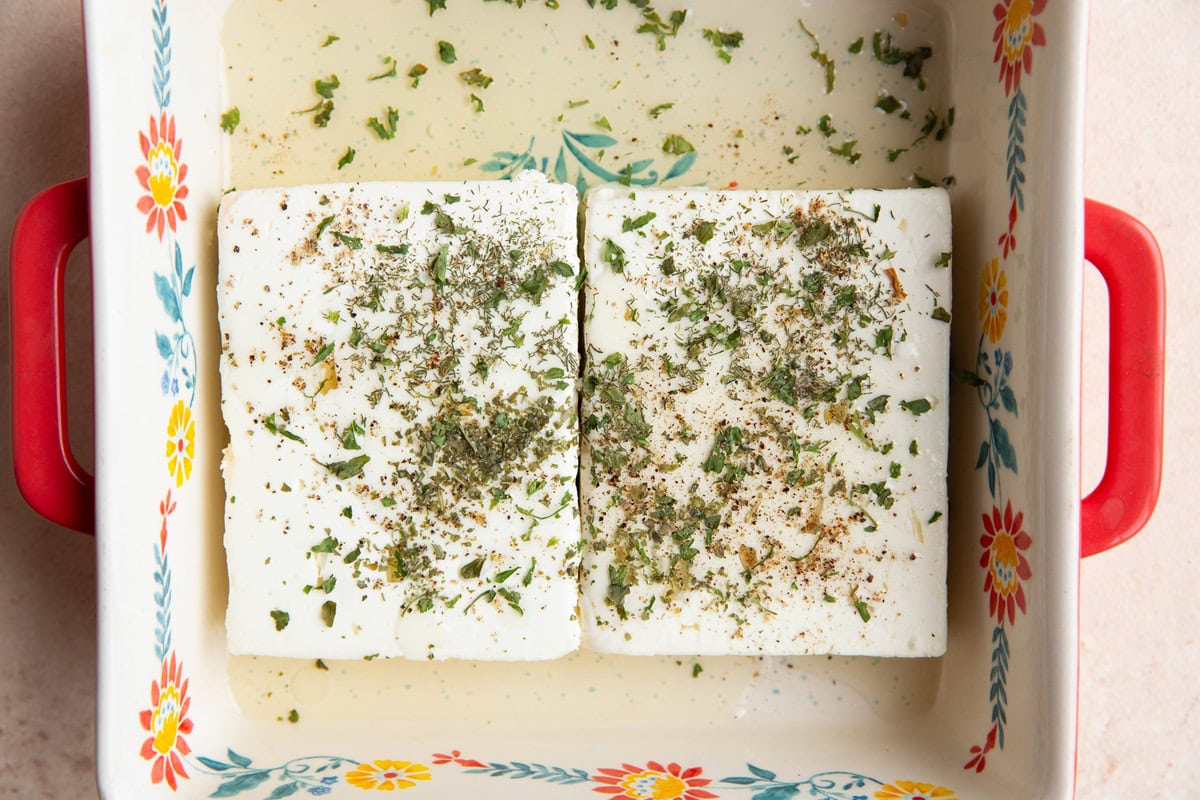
0 1 1195 797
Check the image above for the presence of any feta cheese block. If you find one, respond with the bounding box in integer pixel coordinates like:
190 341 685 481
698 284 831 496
218 172 582 661
579 186 951 657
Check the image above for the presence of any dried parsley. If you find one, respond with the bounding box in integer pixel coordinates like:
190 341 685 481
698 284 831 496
900 398 932 415
648 102 674 118
662 134 694 155
459 68 494 88
798 18 835 94
337 147 355 169
623 212 656 231
270 609 290 631
320 455 370 480
220 107 239 134
702 28 743 63
438 41 458 64
408 63 428 88
367 106 399 140
320 600 337 627
368 56 398 80
602 239 626 272
873 31 933 89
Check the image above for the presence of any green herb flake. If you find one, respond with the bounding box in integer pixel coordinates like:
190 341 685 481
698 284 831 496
381 496 397 507
853 596 871 622
287 709 299 723
311 536 338 554
702 28 743 62
900 398 932 415
367 106 400 140
368 56 398 81
876 326 894 356
320 600 337 628
315 74 340 98
622 211 656 231
817 114 837 137
909 439 919 456
633 5 687 51
408 63 428 88
649 102 674 118
470 93 485 113
875 94 903 114
848 36 864 54
460 556 485 580
828 139 862 164
320 455 370 480
692 662 704 677
928 510 943 524
662 134 695 155
932 306 952 323
936 251 952 268
321 34 340 47
584 34 596 49
602 238 626 273
336 147 356 170
522 557 537 587
431 243 450 284
568 99 590 109
873 31 933 90
459 67 494 88
220 107 240 134
315 659 328 670
270 609 290 631
319 575 337 593
889 461 902 479
550 259 575 277
438 40 458 64
692 220 716 244
426 0 447 15
315 215 335 239
595 115 613 131
798 18 835 94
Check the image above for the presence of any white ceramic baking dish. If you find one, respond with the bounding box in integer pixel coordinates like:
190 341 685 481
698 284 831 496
10 0 1166 798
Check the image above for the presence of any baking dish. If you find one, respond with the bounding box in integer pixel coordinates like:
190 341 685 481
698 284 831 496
8 1 1166 799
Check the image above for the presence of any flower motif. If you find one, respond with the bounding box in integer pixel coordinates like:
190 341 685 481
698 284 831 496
136 112 189 239
980 501 1032 624
158 489 176 551
308 788 332 796
346 761 432 791
992 0 1047 95
978 258 1009 344
875 780 958 800
138 652 193 790
593 762 717 800
431 750 487 768
165 400 195 488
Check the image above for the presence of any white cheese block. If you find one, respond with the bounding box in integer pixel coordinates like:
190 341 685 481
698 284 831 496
579 186 951 657
218 172 581 661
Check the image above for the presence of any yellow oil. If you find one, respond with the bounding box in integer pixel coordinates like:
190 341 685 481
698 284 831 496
219 0 949 728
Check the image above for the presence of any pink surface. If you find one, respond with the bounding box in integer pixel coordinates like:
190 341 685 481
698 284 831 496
0 0 1195 797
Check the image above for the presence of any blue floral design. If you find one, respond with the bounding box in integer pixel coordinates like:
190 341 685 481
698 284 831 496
479 130 697 194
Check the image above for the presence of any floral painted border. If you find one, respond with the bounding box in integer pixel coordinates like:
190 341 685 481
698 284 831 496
956 0 1046 773
431 752 958 800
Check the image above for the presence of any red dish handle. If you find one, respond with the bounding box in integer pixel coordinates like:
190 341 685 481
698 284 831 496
10 177 95 535
1080 199 1165 557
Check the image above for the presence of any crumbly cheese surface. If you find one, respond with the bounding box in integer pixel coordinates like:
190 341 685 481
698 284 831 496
218 173 581 661
579 186 952 657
